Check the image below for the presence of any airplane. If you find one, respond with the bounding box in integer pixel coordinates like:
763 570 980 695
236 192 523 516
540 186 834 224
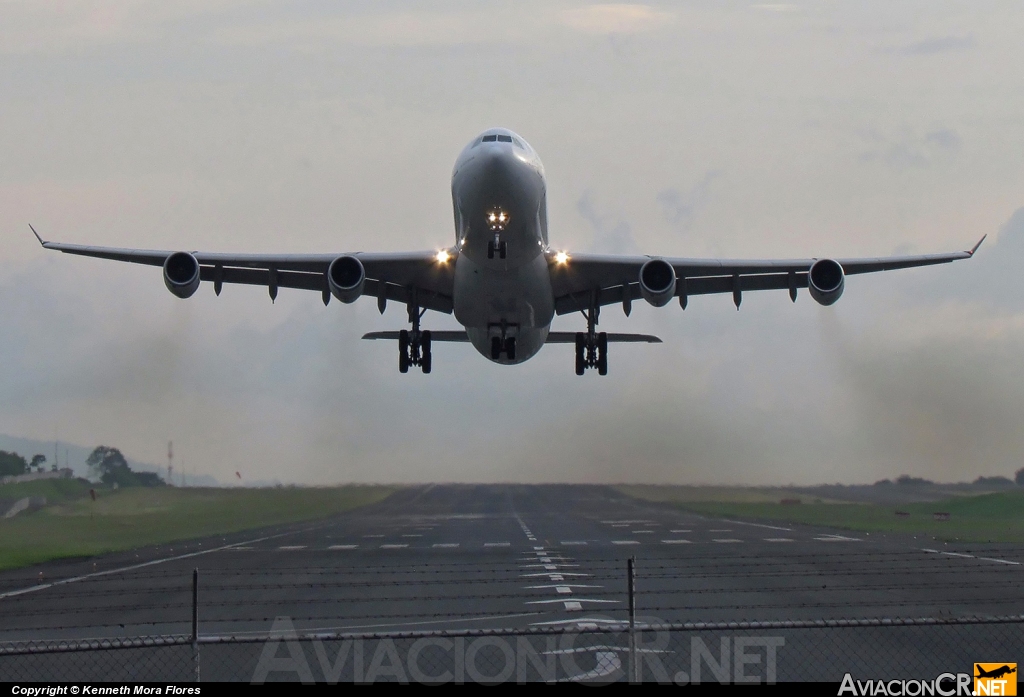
31 127 985 376
976 665 1016 679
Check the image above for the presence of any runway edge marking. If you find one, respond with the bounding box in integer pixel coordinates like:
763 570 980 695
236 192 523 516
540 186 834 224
0 528 312 601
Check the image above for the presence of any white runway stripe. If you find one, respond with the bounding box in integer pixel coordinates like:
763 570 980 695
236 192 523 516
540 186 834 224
713 539 743 543
661 539 691 544
484 542 511 547
278 545 306 550
612 540 640 545
380 544 408 549
432 543 460 548
764 538 794 543
328 544 357 550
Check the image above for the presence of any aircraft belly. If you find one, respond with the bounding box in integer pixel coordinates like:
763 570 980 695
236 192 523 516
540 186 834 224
453 253 554 364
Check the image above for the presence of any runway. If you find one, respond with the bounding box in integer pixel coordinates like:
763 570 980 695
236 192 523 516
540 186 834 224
1 484 1021 644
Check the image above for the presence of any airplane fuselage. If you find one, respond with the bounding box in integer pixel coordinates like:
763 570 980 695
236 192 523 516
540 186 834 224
450 128 554 364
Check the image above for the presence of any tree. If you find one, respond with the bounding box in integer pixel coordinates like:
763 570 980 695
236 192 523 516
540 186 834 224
87 446 133 486
1016 468 1024 486
86 446 165 487
30 454 46 472
0 450 28 477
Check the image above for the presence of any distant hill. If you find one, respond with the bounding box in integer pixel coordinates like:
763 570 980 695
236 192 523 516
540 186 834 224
0 434 220 487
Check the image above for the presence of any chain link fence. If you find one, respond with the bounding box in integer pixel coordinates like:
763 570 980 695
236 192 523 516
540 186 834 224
1 615 1021 683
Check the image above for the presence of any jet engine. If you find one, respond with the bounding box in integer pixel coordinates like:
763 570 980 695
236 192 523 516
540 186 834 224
328 255 365 303
808 258 845 306
163 252 200 299
639 258 677 307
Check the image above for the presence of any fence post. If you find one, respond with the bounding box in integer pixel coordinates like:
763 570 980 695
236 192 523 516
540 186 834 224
192 567 200 682
628 555 637 683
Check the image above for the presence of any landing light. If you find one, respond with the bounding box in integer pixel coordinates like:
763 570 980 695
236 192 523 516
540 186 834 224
486 209 509 231
436 250 451 264
555 251 570 265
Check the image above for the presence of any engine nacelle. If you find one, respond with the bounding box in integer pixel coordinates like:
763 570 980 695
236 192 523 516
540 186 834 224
328 255 365 303
808 258 845 306
163 252 200 299
639 258 677 307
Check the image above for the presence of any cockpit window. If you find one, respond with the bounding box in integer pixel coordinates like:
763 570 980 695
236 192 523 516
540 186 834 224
512 137 524 149
482 134 497 142
497 135 512 143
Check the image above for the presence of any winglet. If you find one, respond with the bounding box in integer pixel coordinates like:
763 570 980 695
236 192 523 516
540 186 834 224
968 234 987 256
28 224 46 246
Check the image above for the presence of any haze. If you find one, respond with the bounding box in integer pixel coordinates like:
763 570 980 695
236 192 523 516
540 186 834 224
2 1 1023 485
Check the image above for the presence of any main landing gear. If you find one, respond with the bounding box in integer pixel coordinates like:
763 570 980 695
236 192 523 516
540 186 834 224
398 301 431 374
574 304 608 376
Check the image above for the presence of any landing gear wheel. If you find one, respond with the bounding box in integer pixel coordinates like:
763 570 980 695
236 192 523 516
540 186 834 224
487 241 495 259
597 332 608 376
399 330 410 373
491 336 502 360
504 337 517 361
499 241 508 259
421 331 432 374
574 333 586 376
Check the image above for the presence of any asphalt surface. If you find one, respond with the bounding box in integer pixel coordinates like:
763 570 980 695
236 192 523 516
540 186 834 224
1 484 1022 644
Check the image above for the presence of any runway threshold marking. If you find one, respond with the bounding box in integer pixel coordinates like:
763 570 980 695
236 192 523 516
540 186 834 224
0 529 303 601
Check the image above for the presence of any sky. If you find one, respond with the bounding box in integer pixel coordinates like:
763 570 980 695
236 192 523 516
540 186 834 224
1 1 1023 485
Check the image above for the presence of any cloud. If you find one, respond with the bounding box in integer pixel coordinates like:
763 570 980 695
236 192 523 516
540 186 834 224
656 170 721 234
896 35 976 56
858 128 962 171
559 4 673 35
576 191 641 255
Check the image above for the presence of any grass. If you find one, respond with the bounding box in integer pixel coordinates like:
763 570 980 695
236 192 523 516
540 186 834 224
0 483 396 570
617 486 1024 543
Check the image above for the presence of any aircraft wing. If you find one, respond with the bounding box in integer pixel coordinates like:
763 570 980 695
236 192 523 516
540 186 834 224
31 228 457 313
549 237 986 315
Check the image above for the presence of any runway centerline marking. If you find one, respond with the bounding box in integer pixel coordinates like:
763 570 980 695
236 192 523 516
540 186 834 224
432 543 459 548
709 529 732 532
814 535 861 542
484 542 511 547
631 531 654 534
669 530 691 533
612 541 640 545
661 539 691 544
278 545 306 550
526 598 618 606
328 545 357 550
941 551 974 558
764 538 794 543
713 539 743 543
401 534 422 538
561 541 587 545
978 557 1021 565
380 544 408 549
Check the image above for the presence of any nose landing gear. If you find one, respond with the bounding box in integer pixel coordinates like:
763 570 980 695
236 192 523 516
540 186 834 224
489 331 517 362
